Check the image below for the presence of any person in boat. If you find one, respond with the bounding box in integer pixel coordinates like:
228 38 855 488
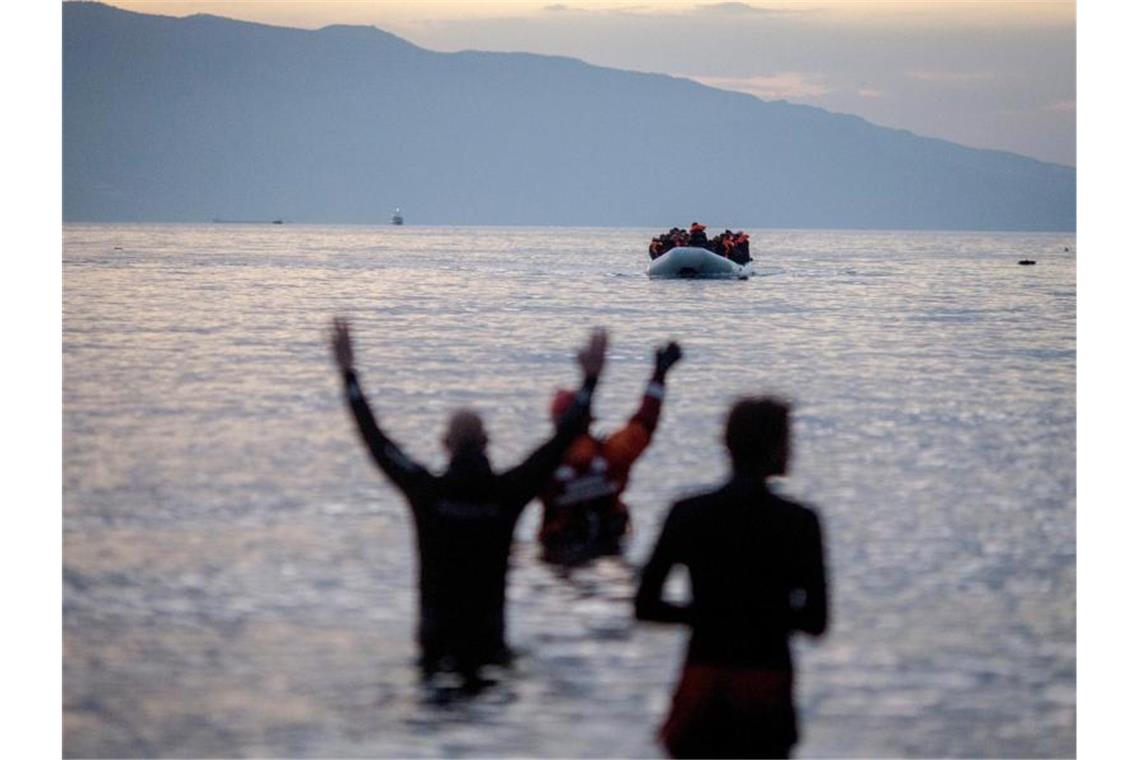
717 229 739 257
636 397 828 759
332 318 608 689
649 238 664 260
730 232 752 265
722 233 737 261
538 341 683 566
688 223 708 248
708 232 725 256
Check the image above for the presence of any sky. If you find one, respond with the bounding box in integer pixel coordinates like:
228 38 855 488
102 1 1076 166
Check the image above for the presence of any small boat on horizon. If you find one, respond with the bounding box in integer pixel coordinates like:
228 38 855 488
211 218 286 225
391 208 404 225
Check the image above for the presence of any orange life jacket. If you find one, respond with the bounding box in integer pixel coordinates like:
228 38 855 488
539 384 663 548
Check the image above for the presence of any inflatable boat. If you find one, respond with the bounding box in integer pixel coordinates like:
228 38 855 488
647 246 753 280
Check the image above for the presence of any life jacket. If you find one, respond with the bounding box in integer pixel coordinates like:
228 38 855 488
540 435 627 550
553 437 621 507
540 385 663 553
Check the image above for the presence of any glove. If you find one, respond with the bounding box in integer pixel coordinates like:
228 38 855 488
654 342 683 375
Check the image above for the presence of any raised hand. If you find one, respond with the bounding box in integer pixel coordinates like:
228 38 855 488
577 327 608 379
330 317 355 374
655 341 683 375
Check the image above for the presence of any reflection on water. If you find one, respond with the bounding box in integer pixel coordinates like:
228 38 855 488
64 224 1075 757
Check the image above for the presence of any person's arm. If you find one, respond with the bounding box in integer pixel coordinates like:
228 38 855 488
501 328 608 512
603 342 682 469
789 511 828 636
331 318 429 497
634 506 693 624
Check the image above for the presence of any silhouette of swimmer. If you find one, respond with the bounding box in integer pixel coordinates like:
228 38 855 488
538 341 683 566
636 397 828 759
331 318 607 690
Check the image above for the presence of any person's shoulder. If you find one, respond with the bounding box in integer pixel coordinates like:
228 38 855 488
768 490 823 528
678 480 733 503
670 482 733 517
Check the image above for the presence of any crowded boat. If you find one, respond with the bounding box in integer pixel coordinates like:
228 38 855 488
649 223 752 266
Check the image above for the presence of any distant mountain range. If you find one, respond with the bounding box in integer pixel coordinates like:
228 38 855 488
63 2 1075 230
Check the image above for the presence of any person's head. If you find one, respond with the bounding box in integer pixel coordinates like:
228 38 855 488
443 409 488 457
724 397 792 477
550 389 593 426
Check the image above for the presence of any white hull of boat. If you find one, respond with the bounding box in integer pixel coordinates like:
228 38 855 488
646 246 752 279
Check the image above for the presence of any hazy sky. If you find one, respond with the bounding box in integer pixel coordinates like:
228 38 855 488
102 1 1076 166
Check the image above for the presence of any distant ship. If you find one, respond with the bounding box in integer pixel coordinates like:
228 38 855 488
391 208 404 226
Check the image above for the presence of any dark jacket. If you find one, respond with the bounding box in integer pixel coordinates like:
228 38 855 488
729 239 752 265
635 476 828 670
342 370 595 674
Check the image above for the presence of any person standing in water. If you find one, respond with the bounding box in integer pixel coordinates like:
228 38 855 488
331 318 608 690
538 341 683 565
635 397 828 758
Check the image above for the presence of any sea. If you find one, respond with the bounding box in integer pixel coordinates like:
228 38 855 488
62 224 1076 758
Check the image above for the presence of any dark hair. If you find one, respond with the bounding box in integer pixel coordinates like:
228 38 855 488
724 397 791 475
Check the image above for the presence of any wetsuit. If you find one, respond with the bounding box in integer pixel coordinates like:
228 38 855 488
538 374 666 564
636 477 828 758
342 370 596 680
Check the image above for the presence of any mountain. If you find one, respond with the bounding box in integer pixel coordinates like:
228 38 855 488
63 2 1075 230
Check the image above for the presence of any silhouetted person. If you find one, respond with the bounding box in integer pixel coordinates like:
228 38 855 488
731 232 752 264
538 342 683 565
689 222 708 247
332 318 608 689
709 232 726 256
722 234 737 261
636 397 828 758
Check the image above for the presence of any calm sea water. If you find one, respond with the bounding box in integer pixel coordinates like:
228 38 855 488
63 224 1075 758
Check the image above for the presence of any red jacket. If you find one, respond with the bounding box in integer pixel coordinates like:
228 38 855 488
539 381 664 549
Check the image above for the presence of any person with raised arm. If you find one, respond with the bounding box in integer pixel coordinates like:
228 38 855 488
538 341 683 565
331 318 607 690
636 397 828 758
